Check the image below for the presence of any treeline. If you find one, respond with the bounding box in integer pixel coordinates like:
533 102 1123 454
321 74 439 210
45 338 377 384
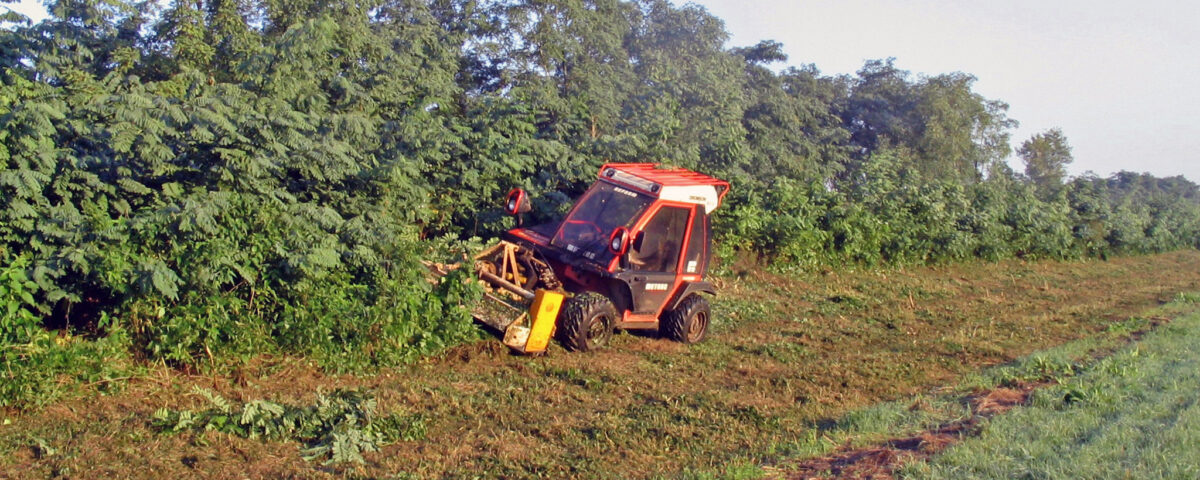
1 0 1198 399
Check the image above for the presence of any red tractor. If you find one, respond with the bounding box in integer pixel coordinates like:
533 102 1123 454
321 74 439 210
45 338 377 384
472 163 729 353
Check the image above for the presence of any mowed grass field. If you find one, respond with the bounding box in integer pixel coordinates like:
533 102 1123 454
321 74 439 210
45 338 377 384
770 290 1200 479
901 293 1200 480
2 251 1200 479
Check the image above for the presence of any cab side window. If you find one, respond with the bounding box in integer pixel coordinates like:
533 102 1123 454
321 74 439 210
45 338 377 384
630 206 690 272
683 206 707 275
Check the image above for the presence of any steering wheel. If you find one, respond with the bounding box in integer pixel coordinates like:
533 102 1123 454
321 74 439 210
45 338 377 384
564 219 604 240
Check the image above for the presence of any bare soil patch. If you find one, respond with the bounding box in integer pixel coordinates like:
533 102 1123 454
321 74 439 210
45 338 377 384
775 382 1044 480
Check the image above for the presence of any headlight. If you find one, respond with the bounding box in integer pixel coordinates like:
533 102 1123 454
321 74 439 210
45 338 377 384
608 227 629 255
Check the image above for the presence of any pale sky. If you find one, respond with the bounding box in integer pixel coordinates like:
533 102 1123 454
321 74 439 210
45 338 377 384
5 0 1198 182
690 0 1200 182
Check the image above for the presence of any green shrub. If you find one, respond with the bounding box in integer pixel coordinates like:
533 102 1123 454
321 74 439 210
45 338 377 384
2 254 136 408
1 254 39 345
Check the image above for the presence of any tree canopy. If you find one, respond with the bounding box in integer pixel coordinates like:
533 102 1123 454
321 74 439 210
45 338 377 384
1020 127 1074 198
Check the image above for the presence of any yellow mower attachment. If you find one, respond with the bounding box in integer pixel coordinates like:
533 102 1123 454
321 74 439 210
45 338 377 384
423 241 565 355
502 289 563 354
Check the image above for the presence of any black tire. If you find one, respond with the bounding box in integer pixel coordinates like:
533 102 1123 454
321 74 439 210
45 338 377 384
662 295 710 344
556 292 618 352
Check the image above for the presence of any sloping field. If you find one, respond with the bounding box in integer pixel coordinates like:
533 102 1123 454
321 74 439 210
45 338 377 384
3 251 1200 479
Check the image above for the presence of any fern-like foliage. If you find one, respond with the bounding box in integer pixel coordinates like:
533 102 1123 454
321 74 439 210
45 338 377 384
152 387 425 465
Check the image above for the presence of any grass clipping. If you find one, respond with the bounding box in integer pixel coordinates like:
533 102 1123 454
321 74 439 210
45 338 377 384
151 387 425 465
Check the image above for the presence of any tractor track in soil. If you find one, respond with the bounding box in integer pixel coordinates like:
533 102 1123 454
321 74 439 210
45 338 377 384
770 382 1046 480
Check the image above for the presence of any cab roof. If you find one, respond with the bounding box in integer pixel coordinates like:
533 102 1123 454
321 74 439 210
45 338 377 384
598 163 731 212
600 163 729 188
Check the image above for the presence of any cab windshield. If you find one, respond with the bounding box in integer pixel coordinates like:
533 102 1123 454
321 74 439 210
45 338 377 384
552 181 653 261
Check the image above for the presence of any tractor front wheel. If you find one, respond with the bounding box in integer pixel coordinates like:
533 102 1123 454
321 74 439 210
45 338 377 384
662 295 710 344
557 292 617 352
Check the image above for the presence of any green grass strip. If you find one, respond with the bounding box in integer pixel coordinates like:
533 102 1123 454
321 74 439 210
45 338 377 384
903 293 1200 479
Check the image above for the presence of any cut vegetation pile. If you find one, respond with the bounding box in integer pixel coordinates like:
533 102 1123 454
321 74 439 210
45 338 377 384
2 250 1200 479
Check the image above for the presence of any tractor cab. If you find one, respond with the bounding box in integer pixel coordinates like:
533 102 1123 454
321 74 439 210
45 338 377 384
478 163 729 353
552 180 653 266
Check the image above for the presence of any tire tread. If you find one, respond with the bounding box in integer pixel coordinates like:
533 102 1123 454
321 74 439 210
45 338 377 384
557 292 616 352
662 294 710 344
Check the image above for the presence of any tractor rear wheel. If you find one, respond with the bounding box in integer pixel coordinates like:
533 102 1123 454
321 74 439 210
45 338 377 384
557 292 617 352
662 295 710 344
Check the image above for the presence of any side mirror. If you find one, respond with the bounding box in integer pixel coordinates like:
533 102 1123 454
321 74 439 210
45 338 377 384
608 227 631 256
632 230 645 251
505 188 532 215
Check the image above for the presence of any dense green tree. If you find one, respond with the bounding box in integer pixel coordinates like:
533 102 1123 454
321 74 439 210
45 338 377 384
496 0 638 144
845 59 916 156
913 72 1015 183
842 61 1015 186
735 42 849 186
1019 128 1073 199
621 0 746 172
